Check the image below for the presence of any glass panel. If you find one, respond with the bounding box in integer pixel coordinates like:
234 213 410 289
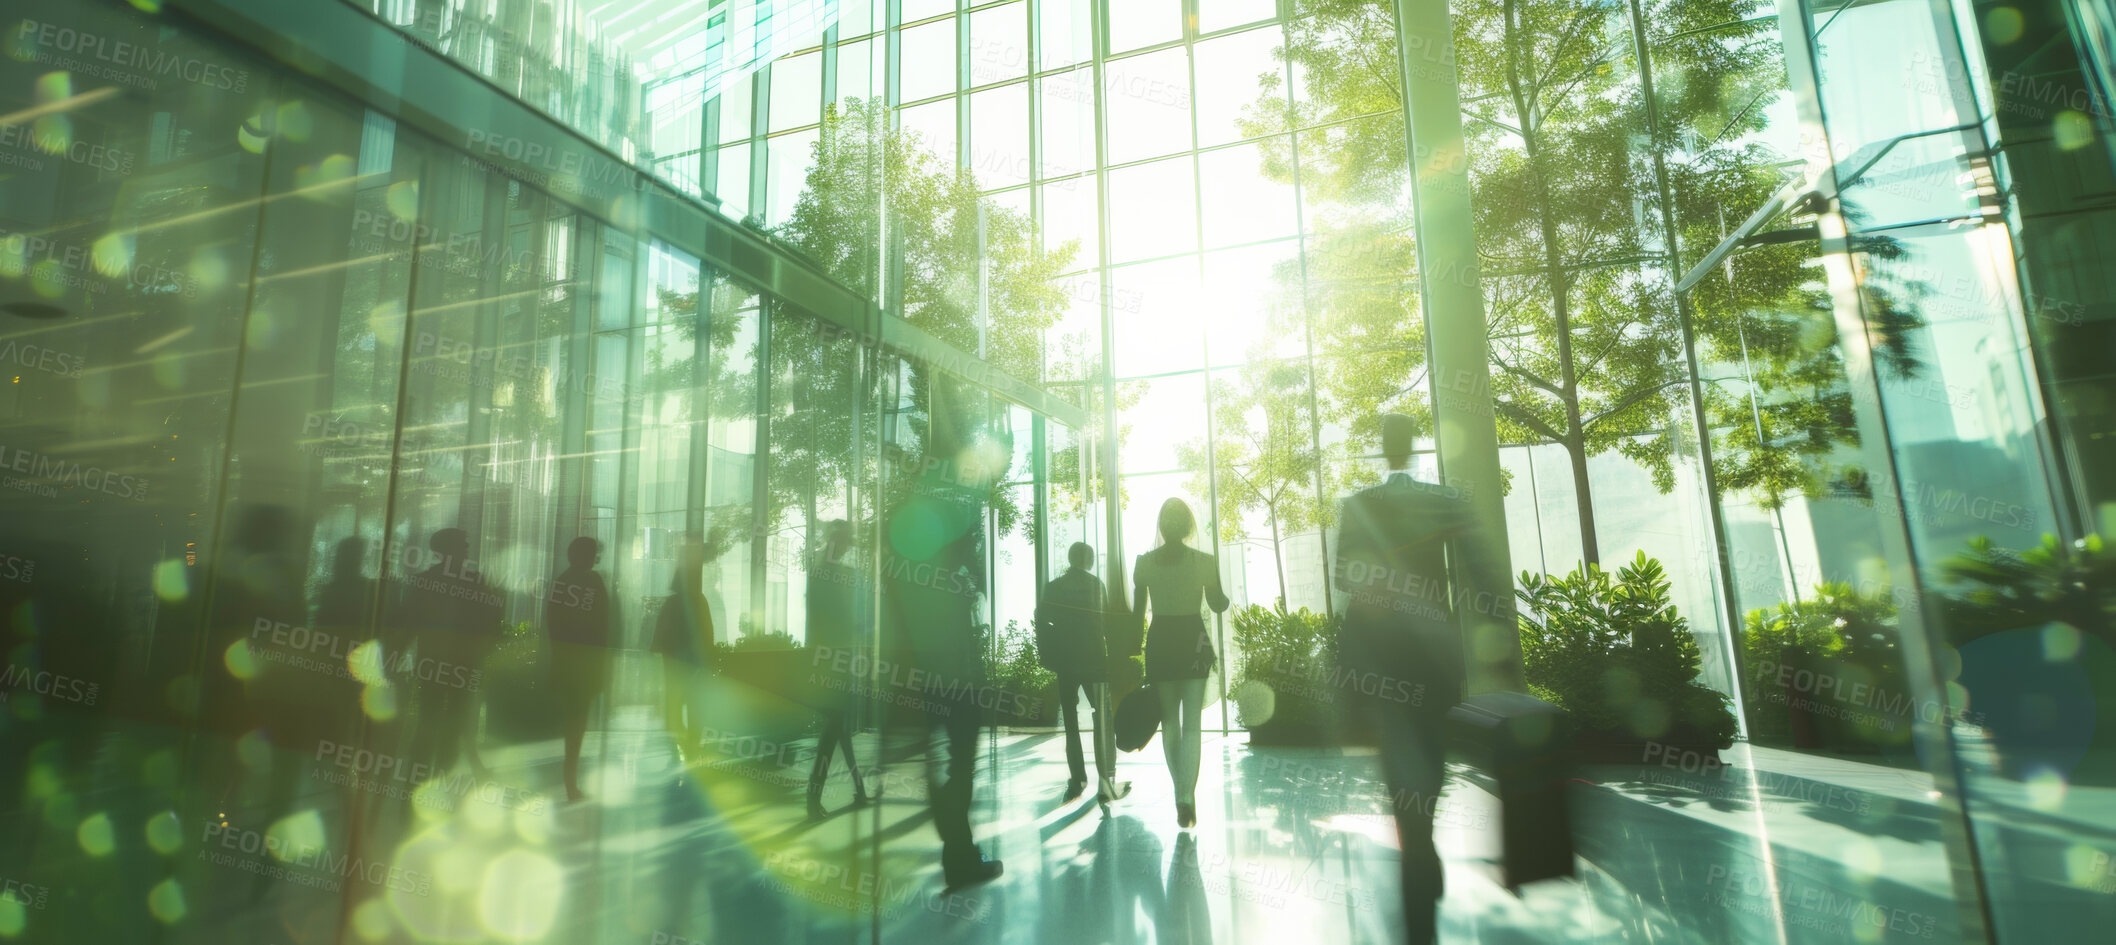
968 1 1030 87
969 82 1032 189
1203 241 1302 366
1039 69 1100 178
1200 0 1279 34
1103 47 1194 165
1193 25 1288 147
1198 142 1299 248
1110 258 1205 377
720 75 758 144
1040 174 1100 263
1108 0 1183 54
898 17 959 103
1038 0 1095 69
838 38 877 104
718 142 754 219
898 98 959 163
1105 156 1197 262
765 129 822 225
703 276 761 640
768 51 824 131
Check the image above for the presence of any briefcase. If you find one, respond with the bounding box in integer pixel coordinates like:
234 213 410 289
1446 690 1575 889
1114 682 1162 752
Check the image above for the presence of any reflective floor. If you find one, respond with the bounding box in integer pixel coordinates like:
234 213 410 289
25 681 2116 945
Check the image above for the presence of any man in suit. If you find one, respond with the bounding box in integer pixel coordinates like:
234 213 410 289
1332 413 1474 945
880 421 1003 890
1035 542 1130 803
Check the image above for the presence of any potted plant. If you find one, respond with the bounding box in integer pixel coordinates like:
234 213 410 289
1517 552 1738 762
1231 604 1345 745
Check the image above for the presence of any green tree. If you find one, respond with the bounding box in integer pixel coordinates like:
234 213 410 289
1244 0 1920 566
773 99 1082 542
777 100 1077 386
1177 360 1327 609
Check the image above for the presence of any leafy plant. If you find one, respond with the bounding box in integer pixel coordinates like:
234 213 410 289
1241 0 1922 565
1940 534 2116 650
1517 552 1736 748
1230 604 1344 734
1179 363 1330 610
983 619 1055 725
1739 583 1907 747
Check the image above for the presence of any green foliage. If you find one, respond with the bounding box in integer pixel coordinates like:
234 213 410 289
984 619 1056 724
1738 581 1906 746
1243 0 1924 563
1177 363 1331 607
733 631 798 651
1940 534 2116 651
1229 604 1344 732
1517 551 1736 747
778 99 1077 386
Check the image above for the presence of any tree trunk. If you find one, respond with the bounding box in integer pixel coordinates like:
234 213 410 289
1268 509 1287 611
1507 0 1601 566
1562 426 1600 566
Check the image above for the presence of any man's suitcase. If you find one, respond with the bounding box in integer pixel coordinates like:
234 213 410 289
1446 690 1575 889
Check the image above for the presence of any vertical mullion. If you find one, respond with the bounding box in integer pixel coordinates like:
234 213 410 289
749 69 771 220
1774 1 1998 939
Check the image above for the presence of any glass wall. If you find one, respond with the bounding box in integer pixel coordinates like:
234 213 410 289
0 5 1082 944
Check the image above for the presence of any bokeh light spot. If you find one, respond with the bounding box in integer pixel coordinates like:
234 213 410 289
146 810 183 854
153 560 190 601
478 849 563 941
147 879 186 924
76 811 115 856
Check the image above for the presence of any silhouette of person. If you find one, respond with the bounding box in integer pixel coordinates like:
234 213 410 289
655 536 714 757
395 527 503 776
1157 833 1213 945
546 536 611 802
1037 541 1128 802
1041 814 1163 945
880 413 1002 889
313 536 376 638
1332 413 1472 945
309 535 376 751
1133 498 1229 829
209 504 311 828
805 519 871 818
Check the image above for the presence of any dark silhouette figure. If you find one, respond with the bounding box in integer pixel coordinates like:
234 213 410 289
309 535 377 756
208 505 311 833
1332 413 1473 945
1157 833 1213 945
1036 541 1127 803
881 421 1002 890
313 536 376 638
394 527 504 776
547 536 611 802
654 536 714 756
1133 498 1229 830
805 520 871 818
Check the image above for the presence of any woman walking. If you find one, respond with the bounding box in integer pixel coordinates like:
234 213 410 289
1133 498 1229 829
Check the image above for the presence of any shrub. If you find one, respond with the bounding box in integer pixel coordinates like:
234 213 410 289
1229 604 1342 733
983 619 1055 724
1941 533 2116 649
1517 551 1737 750
1740 582 1907 746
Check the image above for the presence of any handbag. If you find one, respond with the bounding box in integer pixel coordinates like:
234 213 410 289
1115 682 1162 752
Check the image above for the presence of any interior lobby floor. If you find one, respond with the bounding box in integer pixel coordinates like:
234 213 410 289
60 699 2105 945
176 704 1662 945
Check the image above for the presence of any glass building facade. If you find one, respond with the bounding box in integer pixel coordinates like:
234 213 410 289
2 0 2113 943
